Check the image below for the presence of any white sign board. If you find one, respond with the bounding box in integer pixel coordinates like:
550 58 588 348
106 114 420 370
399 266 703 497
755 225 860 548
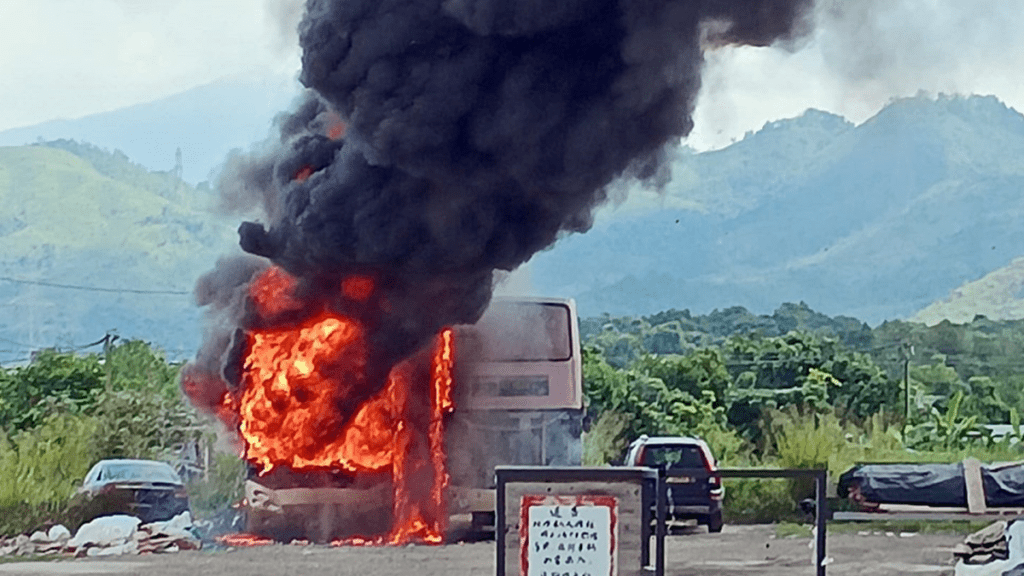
521 495 617 576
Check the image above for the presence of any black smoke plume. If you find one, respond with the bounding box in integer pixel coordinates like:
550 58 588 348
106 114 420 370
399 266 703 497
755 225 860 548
186 0 813 426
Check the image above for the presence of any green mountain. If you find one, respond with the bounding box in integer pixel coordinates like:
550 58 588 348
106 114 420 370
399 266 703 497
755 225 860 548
0 142 237 363
4 93 1023 362
530 94 1024 325
912 257 1024 325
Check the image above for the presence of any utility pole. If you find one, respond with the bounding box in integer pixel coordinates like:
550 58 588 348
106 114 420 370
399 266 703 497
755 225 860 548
102 333 119 394
901 341 914 437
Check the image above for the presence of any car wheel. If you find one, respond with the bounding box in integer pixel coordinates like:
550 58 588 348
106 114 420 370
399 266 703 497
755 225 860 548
706 511 723 533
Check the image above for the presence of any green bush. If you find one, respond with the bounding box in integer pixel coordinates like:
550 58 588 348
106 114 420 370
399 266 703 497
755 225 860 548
91 387 200 460
0 351 104 433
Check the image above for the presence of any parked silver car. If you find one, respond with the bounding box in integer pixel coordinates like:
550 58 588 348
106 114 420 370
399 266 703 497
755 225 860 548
76 459 190 523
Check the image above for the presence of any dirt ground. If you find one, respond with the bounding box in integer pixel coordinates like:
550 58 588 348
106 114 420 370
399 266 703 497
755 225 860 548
0 525 964 576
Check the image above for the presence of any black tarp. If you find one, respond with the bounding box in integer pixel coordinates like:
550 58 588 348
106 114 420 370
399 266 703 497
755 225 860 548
838 463 1024 508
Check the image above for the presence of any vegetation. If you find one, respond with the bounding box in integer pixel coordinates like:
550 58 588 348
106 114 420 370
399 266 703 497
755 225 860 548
581 304 1024 523
35 139 191 205
0 143 237 369
0 341 238 536
7 300 1024 535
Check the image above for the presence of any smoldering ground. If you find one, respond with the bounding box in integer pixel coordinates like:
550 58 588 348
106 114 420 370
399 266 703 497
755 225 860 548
186 0 814 425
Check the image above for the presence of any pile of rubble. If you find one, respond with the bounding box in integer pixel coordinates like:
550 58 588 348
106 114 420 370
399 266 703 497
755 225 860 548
0 512 200 558
954 521 1011 564
954 519 1024 576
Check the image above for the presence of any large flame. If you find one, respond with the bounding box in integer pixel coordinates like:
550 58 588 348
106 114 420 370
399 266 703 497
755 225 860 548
219 266 455 545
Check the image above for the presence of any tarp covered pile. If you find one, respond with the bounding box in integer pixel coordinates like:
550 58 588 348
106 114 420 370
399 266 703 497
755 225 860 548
0 512 200 558
838 462 1024 508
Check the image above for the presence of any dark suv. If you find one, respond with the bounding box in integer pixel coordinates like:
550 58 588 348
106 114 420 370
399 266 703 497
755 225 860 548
624 435 723 533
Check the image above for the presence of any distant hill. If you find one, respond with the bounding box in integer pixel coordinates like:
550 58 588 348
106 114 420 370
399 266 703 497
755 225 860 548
911 257 1024 325
0 74 300 184
529 94 1024 325
0 142 237 363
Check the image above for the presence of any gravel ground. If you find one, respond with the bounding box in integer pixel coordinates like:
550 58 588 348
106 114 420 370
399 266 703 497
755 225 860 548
0 525 964 576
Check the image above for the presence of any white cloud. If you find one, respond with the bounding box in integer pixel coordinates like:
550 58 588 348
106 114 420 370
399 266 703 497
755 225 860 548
1 0 1022 145
686 0 1024 150
0 0 302 131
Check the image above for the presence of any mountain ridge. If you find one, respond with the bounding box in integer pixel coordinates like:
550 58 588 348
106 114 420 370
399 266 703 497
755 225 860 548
530 93 1024 325
0 74 300 185
1 92 1020 364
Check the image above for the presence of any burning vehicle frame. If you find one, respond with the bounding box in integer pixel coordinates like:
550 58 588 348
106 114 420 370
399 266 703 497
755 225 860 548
207 278 585 544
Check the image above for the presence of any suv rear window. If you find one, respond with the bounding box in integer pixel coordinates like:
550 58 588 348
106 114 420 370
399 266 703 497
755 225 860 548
640 445 706 469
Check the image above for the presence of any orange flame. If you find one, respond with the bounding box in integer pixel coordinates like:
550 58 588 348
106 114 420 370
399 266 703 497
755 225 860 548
215 533 275 547
326 112 347 140
341 275 374 301
427 329 455 537
224 267 456 545
250 266 303 317
381 329 455 545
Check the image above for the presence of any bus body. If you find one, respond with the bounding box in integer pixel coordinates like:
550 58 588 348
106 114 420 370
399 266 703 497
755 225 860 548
446 297 584 525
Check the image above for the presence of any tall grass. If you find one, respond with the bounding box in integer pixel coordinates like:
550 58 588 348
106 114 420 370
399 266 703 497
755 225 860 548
187 451 247 516
0 414 101 534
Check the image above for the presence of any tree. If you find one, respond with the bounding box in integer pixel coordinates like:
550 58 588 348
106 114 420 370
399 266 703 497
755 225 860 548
582 346 728 457
0 350 104 433
723 331 896 441
0 341 200 459
630 349 731 410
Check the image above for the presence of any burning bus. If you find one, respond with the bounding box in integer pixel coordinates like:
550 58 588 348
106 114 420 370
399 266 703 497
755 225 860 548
186 264 581 543
184 0 813 549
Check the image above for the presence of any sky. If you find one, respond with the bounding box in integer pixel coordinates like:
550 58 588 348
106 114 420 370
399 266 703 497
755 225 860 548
1 0 1023 151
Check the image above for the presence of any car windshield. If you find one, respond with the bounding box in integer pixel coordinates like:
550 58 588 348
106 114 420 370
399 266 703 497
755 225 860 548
641 445 706 469
100 462 181 484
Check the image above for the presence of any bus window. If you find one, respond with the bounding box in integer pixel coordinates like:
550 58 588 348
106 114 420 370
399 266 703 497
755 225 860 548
470 302 572 362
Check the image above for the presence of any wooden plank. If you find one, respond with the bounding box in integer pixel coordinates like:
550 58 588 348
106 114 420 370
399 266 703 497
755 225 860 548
835 510 1024 522
964 458 987 514
876 503 969 513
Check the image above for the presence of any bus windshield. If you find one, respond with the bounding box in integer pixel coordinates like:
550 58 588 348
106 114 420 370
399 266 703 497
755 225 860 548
470 302 572 362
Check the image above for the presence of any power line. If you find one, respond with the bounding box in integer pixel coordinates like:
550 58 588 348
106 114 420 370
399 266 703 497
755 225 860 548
71 336 112 351
0 275 190 295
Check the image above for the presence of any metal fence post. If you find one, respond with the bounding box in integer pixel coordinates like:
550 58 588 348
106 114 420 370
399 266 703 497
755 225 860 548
655 467 667 576
641 475 651 568
815 470 827 576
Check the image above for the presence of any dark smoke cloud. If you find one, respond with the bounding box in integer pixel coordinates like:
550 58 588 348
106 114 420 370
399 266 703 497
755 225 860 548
188 0 813 422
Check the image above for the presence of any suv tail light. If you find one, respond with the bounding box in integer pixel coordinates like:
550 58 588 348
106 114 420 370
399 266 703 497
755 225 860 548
699 443 724 500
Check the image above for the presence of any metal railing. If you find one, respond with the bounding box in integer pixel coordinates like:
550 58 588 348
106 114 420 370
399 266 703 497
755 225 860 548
651 467 829 576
